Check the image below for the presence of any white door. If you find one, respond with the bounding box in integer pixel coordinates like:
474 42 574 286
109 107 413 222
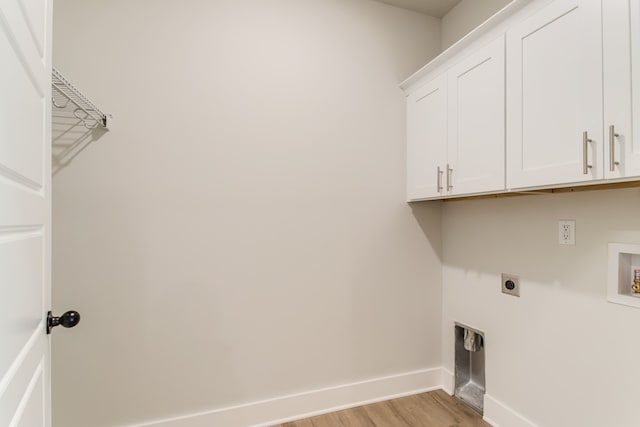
0 0 52 426
406 74 447 201
506 0 603 189
447 35 505 196
603 0 640 179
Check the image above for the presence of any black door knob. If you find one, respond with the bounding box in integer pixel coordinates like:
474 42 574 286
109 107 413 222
47 310 81 334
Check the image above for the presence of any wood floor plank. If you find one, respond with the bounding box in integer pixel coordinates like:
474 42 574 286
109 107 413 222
428 390 486 426
335 406 373 427
387 394 444 427
308 412 343 427
280 419 314 427
270 390 490 427
362 400 412 427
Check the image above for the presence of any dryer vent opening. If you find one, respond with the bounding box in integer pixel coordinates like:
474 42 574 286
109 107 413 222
454 323 485 414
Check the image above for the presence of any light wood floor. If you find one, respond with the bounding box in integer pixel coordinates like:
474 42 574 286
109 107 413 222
270 390 490 427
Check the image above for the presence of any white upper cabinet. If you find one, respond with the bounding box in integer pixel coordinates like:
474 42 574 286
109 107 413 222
404 0 640 201
506 0 603 189
447 36 505 195
603 0 640 179
406 36 505 201
406 74 447 201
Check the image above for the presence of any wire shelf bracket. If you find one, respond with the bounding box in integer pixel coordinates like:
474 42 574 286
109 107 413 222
51 67 111 130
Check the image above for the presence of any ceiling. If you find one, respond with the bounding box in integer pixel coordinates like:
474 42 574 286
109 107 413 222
375 0 463 18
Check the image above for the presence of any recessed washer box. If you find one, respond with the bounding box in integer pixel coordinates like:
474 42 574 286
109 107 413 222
607 243 640 309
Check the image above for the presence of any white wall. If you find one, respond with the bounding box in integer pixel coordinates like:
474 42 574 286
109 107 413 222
442 189 640 426
51 1 442 426
441 0 512 50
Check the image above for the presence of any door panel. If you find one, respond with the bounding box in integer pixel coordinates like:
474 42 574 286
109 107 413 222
603 0 629 179
0 17 44 187
0 0 47 187
406 74 447 200
0 0 51 426
448 35 505 195
633 0 640 163
0 233 44 377
14 364 44 427
507 0 603 188
603 0 632 178
1 338 44 427
18 0 46 57
604 0 640 179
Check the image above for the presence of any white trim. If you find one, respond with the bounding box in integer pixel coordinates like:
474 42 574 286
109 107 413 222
400 0 539 92
441 368 454 395
483 394 539 427
125 368 442 427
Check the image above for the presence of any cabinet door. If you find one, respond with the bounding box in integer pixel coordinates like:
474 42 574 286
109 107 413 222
603 0 640 179
406 75 447 201
506 0 603 188
448 35 505 196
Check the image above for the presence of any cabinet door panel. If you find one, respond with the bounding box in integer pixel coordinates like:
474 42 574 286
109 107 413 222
633 0 640 166
406 75 447 200
448 36 505 196
507 0 603 188
604 0 640 179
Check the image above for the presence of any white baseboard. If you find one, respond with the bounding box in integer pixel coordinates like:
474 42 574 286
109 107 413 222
127 368 442 427
483 394 539 427
441 368 454 395
439 369 537 427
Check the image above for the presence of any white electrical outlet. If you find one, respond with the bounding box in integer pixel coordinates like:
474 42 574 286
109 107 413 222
559 220 576 245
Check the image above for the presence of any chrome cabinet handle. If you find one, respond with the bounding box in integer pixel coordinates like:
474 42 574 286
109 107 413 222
446 164 453 191
437 166 443 192
583 131 593 175
609 125 620 172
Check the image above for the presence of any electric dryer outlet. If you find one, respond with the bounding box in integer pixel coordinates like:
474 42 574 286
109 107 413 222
501 273 520 297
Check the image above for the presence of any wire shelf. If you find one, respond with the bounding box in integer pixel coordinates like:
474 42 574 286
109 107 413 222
51 67 109 130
